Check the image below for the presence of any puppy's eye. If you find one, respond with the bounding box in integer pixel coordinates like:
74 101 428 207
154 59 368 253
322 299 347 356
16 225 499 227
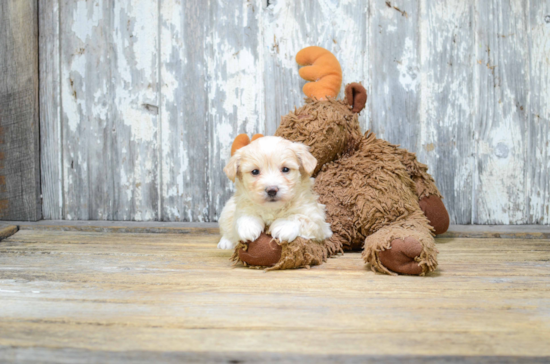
251 169 260 175
282 167 290 173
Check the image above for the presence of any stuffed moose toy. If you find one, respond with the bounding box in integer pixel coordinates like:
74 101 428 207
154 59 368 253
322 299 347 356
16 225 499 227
229 46 449 275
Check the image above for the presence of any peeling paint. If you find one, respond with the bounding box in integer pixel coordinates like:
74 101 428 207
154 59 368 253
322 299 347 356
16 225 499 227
41 0 549 224
72 1 101 42
396 38 418 92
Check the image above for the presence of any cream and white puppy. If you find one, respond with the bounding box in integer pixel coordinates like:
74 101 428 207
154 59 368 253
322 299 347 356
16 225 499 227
217 136 332 250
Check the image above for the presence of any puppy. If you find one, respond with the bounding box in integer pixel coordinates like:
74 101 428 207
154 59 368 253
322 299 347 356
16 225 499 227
217 136 332 250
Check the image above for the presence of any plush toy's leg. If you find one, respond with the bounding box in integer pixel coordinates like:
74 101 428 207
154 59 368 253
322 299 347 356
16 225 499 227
231 233 342 270
362 215 438 276
393 148 450 235
395 148 440 198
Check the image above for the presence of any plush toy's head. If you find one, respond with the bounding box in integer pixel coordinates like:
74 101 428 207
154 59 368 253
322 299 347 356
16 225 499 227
274 47 367 175
275 98 361 175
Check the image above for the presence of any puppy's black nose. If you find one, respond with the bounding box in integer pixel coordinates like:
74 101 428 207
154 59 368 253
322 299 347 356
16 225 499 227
266 186 279 197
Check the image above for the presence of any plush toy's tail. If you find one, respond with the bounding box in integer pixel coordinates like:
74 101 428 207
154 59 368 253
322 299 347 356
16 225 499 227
296 46 342 100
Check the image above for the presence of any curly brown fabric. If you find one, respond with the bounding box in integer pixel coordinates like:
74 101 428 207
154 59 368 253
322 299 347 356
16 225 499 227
231 235 342 271
275 98 362 176
314 132 434 249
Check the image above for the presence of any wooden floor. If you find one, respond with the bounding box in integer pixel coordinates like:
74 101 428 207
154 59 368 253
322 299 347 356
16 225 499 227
1 228 550 363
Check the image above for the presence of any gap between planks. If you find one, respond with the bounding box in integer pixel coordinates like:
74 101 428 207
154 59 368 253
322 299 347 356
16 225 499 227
0 221 549 239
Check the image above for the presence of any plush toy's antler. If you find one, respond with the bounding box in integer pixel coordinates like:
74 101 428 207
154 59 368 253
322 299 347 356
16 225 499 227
296 46 342 100
230 133 263 156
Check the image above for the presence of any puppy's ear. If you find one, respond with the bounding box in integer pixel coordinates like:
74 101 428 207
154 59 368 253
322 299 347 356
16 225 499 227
290 142 317 176
224 152 240 182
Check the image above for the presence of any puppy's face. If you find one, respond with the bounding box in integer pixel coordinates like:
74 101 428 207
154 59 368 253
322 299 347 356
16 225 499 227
224 136 317 207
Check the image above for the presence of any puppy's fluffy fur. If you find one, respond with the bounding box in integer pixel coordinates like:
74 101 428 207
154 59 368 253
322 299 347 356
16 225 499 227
218 136 332 250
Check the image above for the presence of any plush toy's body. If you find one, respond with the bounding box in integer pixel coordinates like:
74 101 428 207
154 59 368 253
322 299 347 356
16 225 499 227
230 47 449 275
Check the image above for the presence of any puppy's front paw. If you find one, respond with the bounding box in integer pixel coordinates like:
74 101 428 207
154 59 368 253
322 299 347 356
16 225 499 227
217 237 236 250
270 219 300 242
236 216 264 242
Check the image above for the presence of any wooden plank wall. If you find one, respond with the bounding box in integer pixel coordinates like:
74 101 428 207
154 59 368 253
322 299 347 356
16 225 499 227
38 0 550 224
0 0 41 221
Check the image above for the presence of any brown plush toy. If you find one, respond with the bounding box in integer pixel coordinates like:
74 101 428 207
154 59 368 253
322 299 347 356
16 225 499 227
231 46 450 275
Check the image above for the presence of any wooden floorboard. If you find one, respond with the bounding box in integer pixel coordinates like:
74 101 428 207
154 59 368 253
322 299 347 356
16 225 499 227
0 230 549 363
2 220 550 239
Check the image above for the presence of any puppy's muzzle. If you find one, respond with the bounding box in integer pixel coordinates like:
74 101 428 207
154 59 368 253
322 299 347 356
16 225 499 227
266 186 279 198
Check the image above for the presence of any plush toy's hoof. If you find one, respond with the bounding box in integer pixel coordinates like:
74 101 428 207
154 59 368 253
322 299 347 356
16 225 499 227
237 233 282 267
419 195 450 235
378 237 424 275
